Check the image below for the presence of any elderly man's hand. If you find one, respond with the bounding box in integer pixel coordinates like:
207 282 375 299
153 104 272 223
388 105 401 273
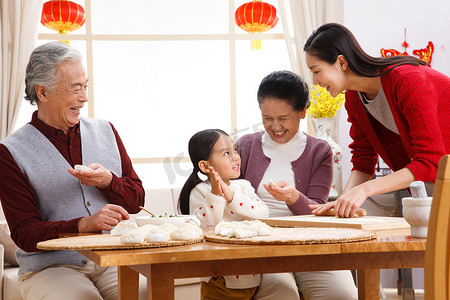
68 163 113 188
78 204 129 233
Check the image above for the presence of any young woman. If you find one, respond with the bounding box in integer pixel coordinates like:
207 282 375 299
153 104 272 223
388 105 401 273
236 70 358 300
179 129 269 300
304 23 450 218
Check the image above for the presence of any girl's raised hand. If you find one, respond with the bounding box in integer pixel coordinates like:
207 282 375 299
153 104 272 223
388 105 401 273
263 180 300 205
209 166 223 196
220 180 234 203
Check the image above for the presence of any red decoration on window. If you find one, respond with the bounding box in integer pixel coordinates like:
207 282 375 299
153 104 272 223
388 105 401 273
235 0 278 50
380 28 434 67
41 0 85 44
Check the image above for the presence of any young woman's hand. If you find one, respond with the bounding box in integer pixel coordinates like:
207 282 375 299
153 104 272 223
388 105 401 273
263 180 300 205
309 188 366 218
209 166 223 196
334 185 368 218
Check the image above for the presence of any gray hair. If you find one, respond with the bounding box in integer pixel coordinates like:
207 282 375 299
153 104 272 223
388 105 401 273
25 42 83 105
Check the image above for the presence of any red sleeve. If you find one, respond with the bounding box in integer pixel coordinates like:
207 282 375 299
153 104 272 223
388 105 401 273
0 144 80 252
345 91 378 177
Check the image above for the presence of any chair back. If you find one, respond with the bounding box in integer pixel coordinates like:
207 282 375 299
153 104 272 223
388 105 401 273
425 155 450 299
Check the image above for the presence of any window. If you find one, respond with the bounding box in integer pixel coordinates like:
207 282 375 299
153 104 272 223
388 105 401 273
21 0 300 189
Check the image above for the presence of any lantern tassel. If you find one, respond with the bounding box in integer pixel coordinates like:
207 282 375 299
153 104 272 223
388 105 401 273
251 40 262 50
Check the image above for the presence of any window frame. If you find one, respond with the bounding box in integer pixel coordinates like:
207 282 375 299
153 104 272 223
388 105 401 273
36 0 285 167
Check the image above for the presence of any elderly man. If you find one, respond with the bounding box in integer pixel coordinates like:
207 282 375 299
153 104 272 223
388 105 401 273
0 42 145 299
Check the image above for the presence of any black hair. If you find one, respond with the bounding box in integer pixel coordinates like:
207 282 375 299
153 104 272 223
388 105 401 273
257 70 310 111
303 23 426 78
178 129 229 215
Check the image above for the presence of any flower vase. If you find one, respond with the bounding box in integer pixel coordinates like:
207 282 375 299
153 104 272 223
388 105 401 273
311 117 342 197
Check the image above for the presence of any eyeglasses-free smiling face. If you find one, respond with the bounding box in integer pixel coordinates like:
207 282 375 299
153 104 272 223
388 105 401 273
37 60 88 134
260 98 306 144
305 52 347 98
206 135 241 185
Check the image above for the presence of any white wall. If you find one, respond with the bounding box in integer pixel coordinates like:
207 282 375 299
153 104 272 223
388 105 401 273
341 0 450 289
341 0 450 192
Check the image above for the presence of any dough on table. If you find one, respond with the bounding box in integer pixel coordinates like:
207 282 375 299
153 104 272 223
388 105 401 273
214 220 273 238
120 228 146 244
110 221 138 236
170 223 203 241
118 219 204 244
146 230 170 242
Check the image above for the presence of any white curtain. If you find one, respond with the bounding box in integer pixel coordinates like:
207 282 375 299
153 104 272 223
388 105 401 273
0 0 42 139
278 0 344 85
279 0 344 193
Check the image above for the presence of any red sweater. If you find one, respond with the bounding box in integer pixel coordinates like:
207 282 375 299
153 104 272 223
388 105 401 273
345 64 450 182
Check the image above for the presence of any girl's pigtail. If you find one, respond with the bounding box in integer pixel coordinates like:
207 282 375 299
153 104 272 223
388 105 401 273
178 167 203 214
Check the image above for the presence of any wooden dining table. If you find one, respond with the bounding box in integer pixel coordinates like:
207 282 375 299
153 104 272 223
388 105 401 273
76 228 426 300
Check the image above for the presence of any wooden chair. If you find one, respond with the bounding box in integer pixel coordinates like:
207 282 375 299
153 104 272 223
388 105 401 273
425 154 450 299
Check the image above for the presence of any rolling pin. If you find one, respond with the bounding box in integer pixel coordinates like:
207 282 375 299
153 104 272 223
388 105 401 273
314 208 367 218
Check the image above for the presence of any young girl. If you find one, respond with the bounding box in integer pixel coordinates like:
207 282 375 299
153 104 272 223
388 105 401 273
179 129 269 300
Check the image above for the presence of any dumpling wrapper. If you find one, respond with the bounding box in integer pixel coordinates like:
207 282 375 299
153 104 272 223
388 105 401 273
74 164 93 172
244 220 273 236
110 221 138 236
120 228 146 244
158 223 178 234
214 220 273 238
170 228 202 241
177 223 203 235
138 224 159 235
146 231 170 242
234 223 257 238
185 216 201 227
215 221 240 236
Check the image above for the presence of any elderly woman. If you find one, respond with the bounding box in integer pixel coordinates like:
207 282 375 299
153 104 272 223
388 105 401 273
0 42 144 300
236 70 357 300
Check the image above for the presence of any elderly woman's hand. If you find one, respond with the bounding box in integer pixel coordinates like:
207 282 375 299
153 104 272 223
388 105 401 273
263 180 300 205
68 163 113 188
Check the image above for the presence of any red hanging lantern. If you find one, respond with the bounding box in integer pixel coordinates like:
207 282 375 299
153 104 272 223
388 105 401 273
41 0 85 44
235 0 279 50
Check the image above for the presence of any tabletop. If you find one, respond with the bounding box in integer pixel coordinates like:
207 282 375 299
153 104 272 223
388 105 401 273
75 228 425 300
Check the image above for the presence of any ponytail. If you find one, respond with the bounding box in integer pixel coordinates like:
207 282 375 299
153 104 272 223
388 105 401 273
178 128 228 214
178 169 203 214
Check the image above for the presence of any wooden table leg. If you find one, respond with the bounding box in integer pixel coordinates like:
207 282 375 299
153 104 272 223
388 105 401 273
147 264 175 300
118 266 139 300
357 269 380 300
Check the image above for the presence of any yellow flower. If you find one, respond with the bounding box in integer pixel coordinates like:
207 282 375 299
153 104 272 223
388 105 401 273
307 85 345 118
